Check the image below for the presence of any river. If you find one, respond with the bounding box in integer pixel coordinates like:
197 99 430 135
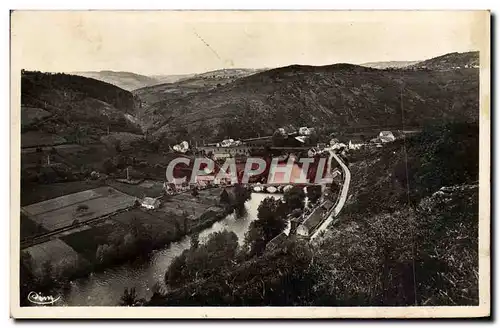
61 193 281 306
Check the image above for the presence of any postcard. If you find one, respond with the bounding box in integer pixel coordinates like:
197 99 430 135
10 10 490 319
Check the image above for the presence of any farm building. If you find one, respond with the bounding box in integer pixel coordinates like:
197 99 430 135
265 232 288 253
141 197 161 210
298 127 312 136
296 200 334 237
379 131 396 143
196 145 252 160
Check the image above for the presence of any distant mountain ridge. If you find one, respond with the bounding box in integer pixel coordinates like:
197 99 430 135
361 61 420 69
72 70 160 91
134 55 478 143
44 51 479 145
151 74 196 84
133 68 265 109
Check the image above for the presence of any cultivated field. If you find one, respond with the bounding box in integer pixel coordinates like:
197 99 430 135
21 180 105 206
22 187 136 231
107 179 165 198
21 106 52 128
112 208 180 233
21 144 86 155
21 131 67 148
23 238 88 276
161 196 215 219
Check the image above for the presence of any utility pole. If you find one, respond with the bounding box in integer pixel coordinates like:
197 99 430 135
47 155 50 166
126 167 129 181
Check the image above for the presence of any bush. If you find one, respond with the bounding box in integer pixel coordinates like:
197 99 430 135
165 230 239 288
76 204 89 212
283 186 306 211
244 197 287 256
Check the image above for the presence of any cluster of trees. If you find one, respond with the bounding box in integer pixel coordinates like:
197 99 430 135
20 252 49 306
165 230 239 288
219 184 252 217
244 197 288 257
20 251 89 306
119 287 145 306
306 185 322 204
161 185 307 297
312 184 478 306
95 216 185 267
151 237 316 306
403 122 479 201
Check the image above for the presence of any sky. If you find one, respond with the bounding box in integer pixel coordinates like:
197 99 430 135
11 11 484 76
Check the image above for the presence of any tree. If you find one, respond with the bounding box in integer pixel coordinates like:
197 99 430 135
306 185 322 204
119 287 144 306
284 186 306 211
150 238 317 306
127 217 155 255
166 252 188 286
219 189 231 205
102 158 116 174
306 130 320 146
272 129 286 147
233 184 251 216
190 233 200 250
20 252 36 305
165 230 239 288
39 260 54 289
244 197 288 256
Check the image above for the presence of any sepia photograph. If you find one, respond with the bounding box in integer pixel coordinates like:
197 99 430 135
10 10 490 318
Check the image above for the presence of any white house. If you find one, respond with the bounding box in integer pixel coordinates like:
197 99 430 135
299 127 312 136
379 131 396 143
173 141 189 153
141 197 161 210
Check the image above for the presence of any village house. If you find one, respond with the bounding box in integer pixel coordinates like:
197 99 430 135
141 197 161 210
197 145 252 160
370 131 396 144
296 200 334 237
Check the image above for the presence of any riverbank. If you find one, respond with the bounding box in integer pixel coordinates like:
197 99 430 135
20 185 242 305
53 192 274 306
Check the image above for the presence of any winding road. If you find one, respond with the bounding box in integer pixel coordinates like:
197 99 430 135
309 149 351 241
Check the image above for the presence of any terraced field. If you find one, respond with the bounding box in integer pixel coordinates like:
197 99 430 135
22 187 136 231
22 238 89 276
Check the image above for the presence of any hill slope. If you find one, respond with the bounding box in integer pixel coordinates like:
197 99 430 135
409 51 479 70
21 71 141 146
134 68 264 105
151 74 196 84
135 61 478 143
72 70 160 91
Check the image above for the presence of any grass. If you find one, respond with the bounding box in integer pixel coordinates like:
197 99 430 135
21 180 105 206
21 131 67 148
20 212 47 239
21 106 51 128
112 208 181 239
106 179 164 198
60 220 125 263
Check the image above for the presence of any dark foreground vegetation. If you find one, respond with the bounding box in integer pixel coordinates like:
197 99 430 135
143 122 479 306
